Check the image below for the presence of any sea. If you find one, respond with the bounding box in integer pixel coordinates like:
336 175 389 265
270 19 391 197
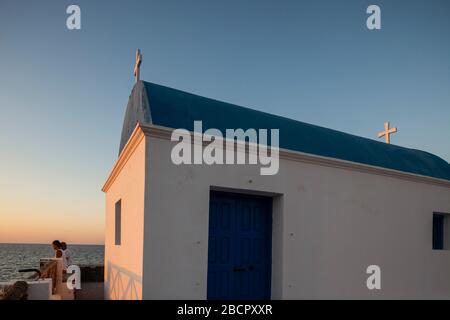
0 243 104 282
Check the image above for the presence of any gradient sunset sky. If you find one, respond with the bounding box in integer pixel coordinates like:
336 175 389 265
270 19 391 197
0 0 449 244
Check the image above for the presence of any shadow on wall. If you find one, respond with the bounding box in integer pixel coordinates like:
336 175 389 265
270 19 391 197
106 261 142 300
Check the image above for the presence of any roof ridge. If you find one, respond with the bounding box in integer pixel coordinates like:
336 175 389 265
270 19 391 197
117 81 450 182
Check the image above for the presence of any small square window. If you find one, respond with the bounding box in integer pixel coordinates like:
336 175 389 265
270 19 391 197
433 213 450 250
115 200 122 246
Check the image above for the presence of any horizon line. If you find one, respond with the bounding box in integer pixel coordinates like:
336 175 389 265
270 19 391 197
0 242 105 246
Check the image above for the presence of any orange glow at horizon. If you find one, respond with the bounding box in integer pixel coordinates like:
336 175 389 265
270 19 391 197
0 32 110 246
0 209 104 244
0 218 104 245
0 164 105 245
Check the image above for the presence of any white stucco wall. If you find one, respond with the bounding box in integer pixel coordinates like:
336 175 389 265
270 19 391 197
142 133 450 299
104 136 146 300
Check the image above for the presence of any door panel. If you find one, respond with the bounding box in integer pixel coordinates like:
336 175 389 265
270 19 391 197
207 191 272 300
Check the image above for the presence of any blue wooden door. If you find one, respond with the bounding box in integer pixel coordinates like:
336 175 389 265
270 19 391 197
207 191 272 300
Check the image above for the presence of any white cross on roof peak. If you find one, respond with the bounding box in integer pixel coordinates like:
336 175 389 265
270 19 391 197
134 49 142 83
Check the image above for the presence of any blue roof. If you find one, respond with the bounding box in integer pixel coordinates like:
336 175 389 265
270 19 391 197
119 81 450 182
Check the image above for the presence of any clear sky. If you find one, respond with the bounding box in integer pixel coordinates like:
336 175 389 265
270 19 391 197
0 0 449 244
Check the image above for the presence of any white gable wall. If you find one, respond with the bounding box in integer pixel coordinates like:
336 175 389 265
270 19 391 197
104 135 146 300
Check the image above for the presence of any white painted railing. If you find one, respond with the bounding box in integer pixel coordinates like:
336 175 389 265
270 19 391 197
0 258 74 300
